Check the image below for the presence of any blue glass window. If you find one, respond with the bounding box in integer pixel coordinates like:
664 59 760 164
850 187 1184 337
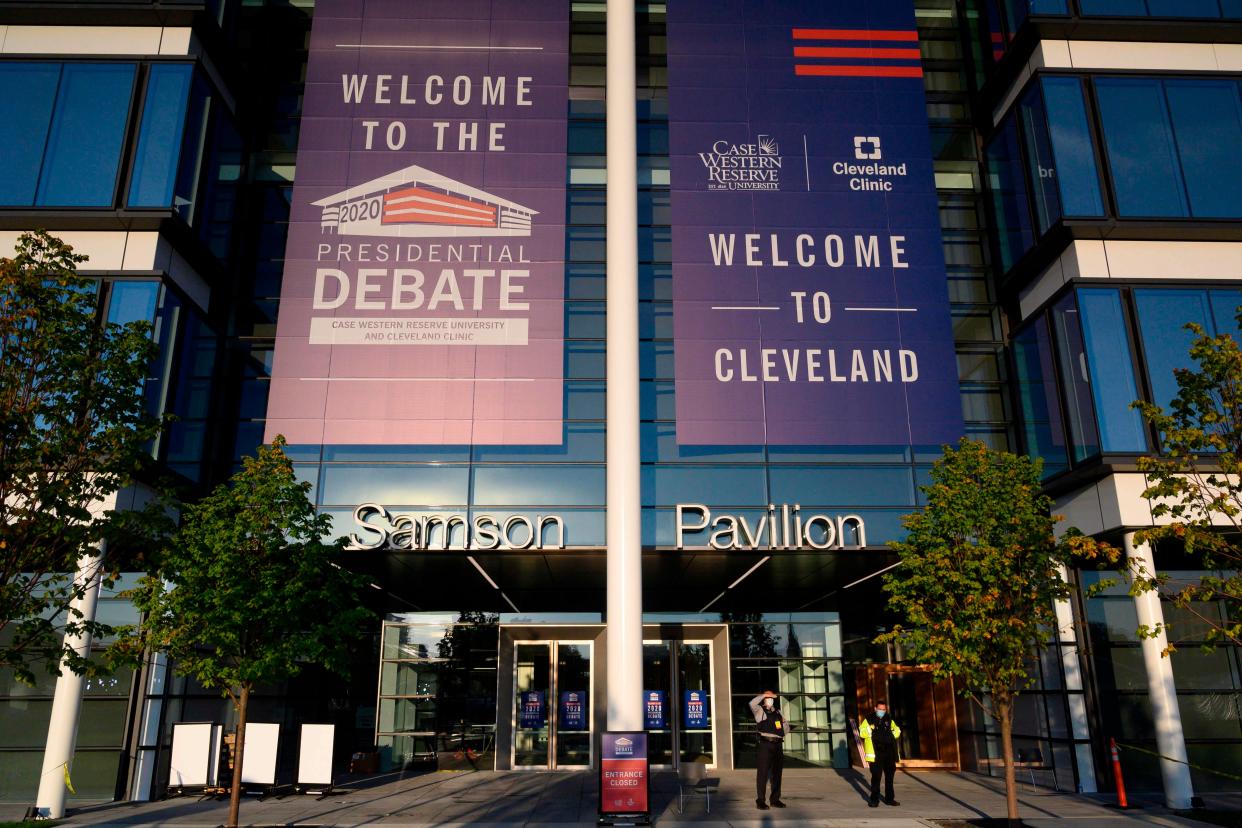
1209 291 1242 336
1164 80 1242 218
1077 289 1147 453
1050 293 1100 462
1146 0 1221 15
985 116 1035 272
1081 0 1231 15
1134 289 1211 411
1012 320 1069 476
129 64 194 208
36 63 136 207
1095 77 1188 218
1134 288 1242 412
1018 84 1061 233
1042 77 1105 217
0 64 60 205
1096 77 1242 219
1078 0 1148 13
106 281 161 328
1002 0 1069 30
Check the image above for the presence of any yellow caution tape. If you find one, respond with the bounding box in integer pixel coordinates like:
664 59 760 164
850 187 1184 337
1117 742 1242 784
63 762 76 795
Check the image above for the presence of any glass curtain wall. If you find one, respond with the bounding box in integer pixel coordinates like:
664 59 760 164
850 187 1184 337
1014 285 1242 477
1081 572 1242 792
377 615 499 772
0 577 141 802
727 614 846 769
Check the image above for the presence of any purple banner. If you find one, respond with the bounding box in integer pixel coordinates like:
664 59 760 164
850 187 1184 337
266 0 568 446
668 0 963 446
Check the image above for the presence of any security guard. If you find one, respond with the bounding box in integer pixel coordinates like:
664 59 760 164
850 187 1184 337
748 690 787 810
859 701 902 807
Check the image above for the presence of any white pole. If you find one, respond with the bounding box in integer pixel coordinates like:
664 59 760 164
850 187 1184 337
1123 533 1194 809
605 0 644 732
35 549 105 819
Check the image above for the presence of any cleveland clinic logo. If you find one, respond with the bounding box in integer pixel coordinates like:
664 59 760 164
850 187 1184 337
854 136 882 160
699 135 782 191
835 134 907 192
313 162 537 238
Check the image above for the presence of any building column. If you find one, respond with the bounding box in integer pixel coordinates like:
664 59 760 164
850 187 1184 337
1123 533 1194 809
1054 566 1097 793
35 549 105 819
604 0 644 732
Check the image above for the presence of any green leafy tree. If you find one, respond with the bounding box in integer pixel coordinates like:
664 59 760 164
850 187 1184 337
877 439 1112 825
115 438 372 827
0 231 162 684
1131 316 1242 651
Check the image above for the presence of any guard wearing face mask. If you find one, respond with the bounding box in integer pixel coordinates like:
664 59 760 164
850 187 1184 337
748 690 787 810
859 701 902 807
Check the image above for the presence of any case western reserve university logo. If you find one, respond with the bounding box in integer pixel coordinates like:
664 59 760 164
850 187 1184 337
699 135 782 191
315 163 537 238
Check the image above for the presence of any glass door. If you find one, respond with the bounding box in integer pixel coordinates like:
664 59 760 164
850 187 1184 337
643 642 674 766
514 642 551 767
513 640 594 769
643 638 718 769
555 643 592 768
678 643 715 766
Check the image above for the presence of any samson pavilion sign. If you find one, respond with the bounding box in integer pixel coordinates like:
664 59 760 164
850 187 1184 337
346 503 866 551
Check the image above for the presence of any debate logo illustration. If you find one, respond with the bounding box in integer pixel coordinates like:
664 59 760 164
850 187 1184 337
315 163 537 238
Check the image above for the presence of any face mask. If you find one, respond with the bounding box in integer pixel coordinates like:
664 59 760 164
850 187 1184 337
876 710 886 718
763 699 775 710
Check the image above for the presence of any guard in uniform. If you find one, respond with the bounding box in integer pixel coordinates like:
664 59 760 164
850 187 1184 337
748 690 787 810
859 701 902 807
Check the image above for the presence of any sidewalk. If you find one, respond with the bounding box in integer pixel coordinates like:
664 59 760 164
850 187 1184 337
2 769 1237 827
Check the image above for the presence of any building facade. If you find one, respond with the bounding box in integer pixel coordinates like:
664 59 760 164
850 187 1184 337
0 0 1239 809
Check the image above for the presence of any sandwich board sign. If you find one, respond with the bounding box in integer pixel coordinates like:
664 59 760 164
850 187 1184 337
599 731 649 824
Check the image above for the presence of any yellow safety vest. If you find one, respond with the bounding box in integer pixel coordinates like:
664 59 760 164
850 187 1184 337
858 717 902 762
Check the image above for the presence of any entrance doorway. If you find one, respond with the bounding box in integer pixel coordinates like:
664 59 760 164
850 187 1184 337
512 640 594 769
855 664 960 770
642 639 717 768
495 622 733 771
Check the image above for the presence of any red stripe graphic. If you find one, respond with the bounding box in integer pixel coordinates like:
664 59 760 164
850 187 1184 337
794 46 921 59
383 209 497 227
795 65 924 78
792 27 923 79
381 185 498 227
792 28 919 41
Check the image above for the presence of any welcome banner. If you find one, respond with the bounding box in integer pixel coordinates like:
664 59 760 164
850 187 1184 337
668 0 963 446
266 0 568 445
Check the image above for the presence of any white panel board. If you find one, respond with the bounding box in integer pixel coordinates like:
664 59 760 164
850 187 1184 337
241 722 280 785
169 723 214 787
297 723 335 786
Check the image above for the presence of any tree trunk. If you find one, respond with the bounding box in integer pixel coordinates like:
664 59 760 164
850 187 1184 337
227 684 250 828
996 691 1020 827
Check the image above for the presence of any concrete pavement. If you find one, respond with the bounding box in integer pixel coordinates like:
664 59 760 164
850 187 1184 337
1 768 1237 827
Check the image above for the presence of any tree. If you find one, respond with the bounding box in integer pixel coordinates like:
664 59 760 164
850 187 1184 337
1132 316 1242 652
115 437 372 828
0 231 162 684
876 439 1112 826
